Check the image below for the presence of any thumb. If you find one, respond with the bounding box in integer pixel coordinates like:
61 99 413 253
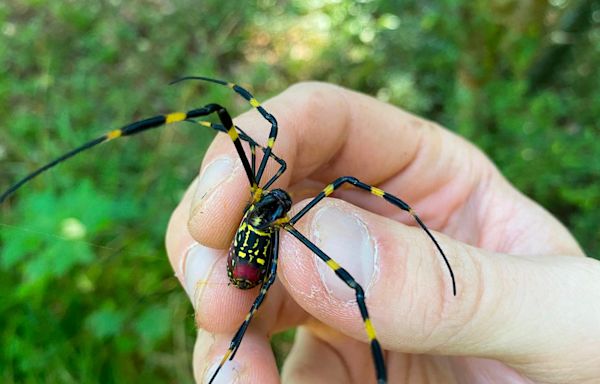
278 198 600 382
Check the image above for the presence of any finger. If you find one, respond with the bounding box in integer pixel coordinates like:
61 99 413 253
194 328 279 384
166 180 266 332
167 195 303 383
187 82 582 259
180 241 306 334
166 176 198 279
187 82 490 249
282 326 349 384
166 177 310 335
279 198 600 382
282 326 375 384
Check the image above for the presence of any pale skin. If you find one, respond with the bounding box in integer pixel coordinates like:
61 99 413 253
165 82 600 383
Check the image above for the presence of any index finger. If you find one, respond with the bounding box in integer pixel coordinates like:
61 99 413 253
189 82 488 249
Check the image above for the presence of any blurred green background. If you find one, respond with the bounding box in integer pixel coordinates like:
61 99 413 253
1 0 598 382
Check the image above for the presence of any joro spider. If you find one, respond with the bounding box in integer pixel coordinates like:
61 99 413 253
1 76 457 384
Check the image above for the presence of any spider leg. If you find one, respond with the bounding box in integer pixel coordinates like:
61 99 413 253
284 225 387 384
290 176 456 295
250 138 257 175
185 120 287 191
208 229 280 384
235 125 285 190
0 104 257 203
171 76 278 186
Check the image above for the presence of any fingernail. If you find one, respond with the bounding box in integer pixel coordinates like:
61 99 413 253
313 205 377 301
180 242 222 309
191 157 234 214
204 359 241 384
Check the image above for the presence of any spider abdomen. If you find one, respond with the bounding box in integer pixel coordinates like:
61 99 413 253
227 220 273 289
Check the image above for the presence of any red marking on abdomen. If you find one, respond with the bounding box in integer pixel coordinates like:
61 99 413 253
232 263 262 283
227 246 264 289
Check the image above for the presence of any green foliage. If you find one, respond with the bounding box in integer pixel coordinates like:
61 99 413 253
1 0 598 382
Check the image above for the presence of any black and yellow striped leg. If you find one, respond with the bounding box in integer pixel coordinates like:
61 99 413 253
223 83 277 187
208 230 280 384
185 120 287 191
201 104 257 188
284 226 387 384
290 176 456 295
0 135 106 203
171 76 279 187
236 126 285 190
0 104 258 203
249 140 257 176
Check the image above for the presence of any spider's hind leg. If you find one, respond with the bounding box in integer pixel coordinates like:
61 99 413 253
290 176 456 295
208 230 280 384
284 225 387 384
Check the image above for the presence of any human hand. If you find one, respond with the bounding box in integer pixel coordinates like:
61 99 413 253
165 82 600 383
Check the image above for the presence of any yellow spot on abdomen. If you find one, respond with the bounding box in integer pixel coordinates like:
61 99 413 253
249 98 261 108
166 112 186 124
247 225 269 236
323 184 335 196
243 229 250 247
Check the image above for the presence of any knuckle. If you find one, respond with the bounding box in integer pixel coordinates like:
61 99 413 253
435 244 488 349
402 237 477 351
286 80 333 96
285 81 343 117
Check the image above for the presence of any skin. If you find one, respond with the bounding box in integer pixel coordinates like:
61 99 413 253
165 82 600 384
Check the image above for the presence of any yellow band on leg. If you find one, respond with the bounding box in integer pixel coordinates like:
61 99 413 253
106 130 122 140
165 112 187 124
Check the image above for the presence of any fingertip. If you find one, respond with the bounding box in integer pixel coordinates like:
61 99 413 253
279 197 458 350
187 156 249 249
181 243 259 333
194 329 280 384
166 172 262 333
166 179 198 280
280 194 600 375
279 198 375 336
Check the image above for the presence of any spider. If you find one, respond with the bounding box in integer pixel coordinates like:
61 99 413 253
0 76 457 384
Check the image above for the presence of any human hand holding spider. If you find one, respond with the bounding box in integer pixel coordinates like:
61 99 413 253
165 82 600 383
